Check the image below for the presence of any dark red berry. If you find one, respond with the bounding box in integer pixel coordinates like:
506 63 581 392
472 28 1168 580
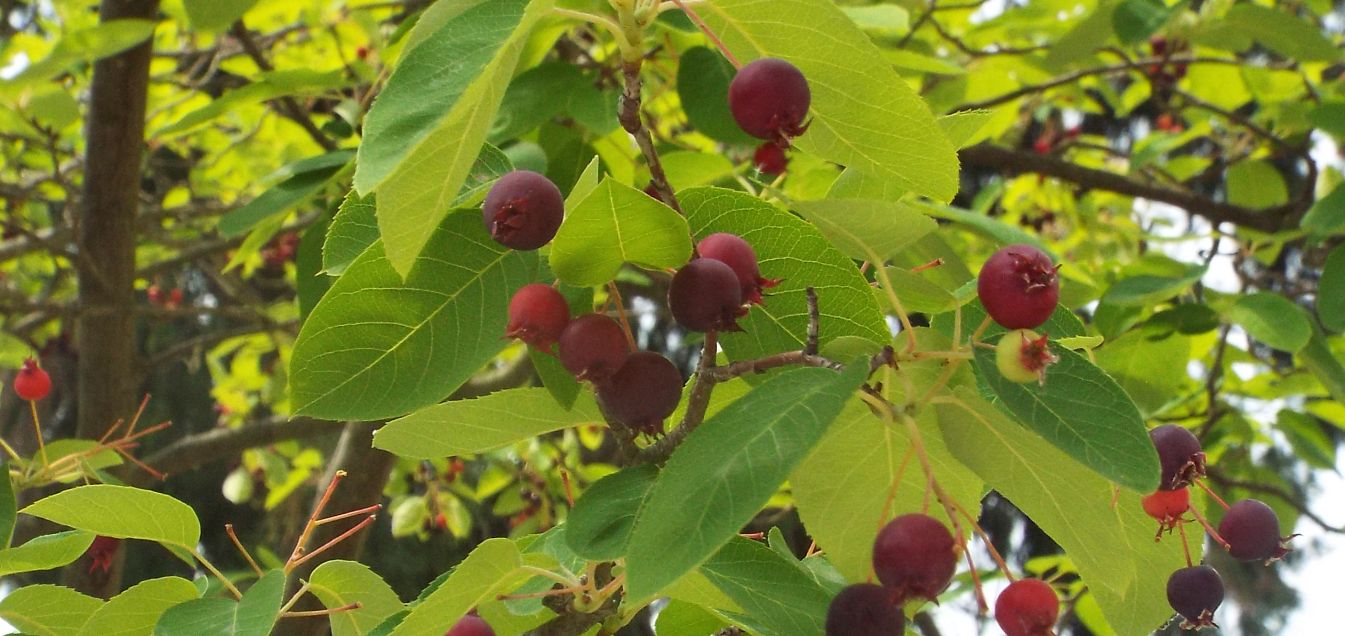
1149 425 1205 491
977 244 1059 329
14 358 51 401
1218 499 1290 562
168 288 184 309
754 142 788 175
669 259 745 332
558 314 629 381
482 170 564 250
147 284 163 306
728 58 811 142
872 513 958 603
1142 488 1190 538
995 578 1059 636
595 351 682 435
696 233 778 305
445 614 495 636
825 583 904 636
85 536 121 575
1166 565 1222 629
505 284 570 352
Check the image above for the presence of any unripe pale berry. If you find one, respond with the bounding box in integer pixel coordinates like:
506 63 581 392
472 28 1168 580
994 329 1057 384
14 358 51 401
872 513 958 603
445 614 494 636
558 314 629 382
1218 499 1290 562
669 259 744 332
696 233 778 305
825 583 904 636
482 171 564 250
728 58 811 142
1166 565 1223 629
505 284 570 352
977 244 1059 330
1149 425 1205 491
595 351 682 435
995 578 1059 636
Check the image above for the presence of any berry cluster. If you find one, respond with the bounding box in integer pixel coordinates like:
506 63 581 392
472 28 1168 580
1142 424 1294 629
728 58 811 176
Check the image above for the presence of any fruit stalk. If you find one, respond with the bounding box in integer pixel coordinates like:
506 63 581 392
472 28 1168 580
618 61 681 213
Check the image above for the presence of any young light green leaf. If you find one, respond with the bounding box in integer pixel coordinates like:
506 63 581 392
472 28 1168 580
790 199 936 263
78 576 200 636
7 20 155 87
0 459 14 548
935 387 1193 636
625 364 867 601
1225 160 1288 209
0 530 94 576
290 210 537 421
324 192 379 277
153 569 285 636
699 0 959 200
356 0 555 276
699 537 832 636
155 70 346 137
183 0 260 31
564 464 659 561
373 388 603 458
682 187 889 360
549 178 693 286
22 485 201 548
219 150 353 238
1193 4 1342 62
0 584 102 636
655 601 730 635
879 267 959 314
939 110 994 148
389 539 529 636
309 560 405 636
973 340 1158 492
1221 292 1311 353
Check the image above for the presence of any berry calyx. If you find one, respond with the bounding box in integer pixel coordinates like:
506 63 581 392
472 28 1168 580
754 142 788 176
1166 565 1223 630
558 314 629 382
977 244 1060 330
445 613 495 636
825 583 904 636
728 58 811 143
994 578 1059 636
481 171 565 251
85 536 121 575
696 233 779 305
505 284 570 352
595 351 682 435
669 259 745 332
994 329 1058 384
1149 425 1205 491
1218 499 1291 563
872 513 958 603
1142 488 1190 538
14 358 51 401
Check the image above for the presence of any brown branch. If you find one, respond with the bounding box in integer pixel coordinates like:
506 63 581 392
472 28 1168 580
958 144 1298 233
230 20 337 152
619 61 680 213
130 415 334 486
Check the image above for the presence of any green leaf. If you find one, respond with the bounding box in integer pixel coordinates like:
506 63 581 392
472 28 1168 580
1094 327 1191 416
1225 160 1288 209
790 199 937 263
699 537 832 636
973 339 1159 491
564 464 659 561
290 210 537 420
1319 245 1345 332
154 569 285 636
355 0 554 276
1308 102 1345 141
879 267 958 314
1194 4 1342 62
1043 1 1116 70
0 459 14 548
1111 0 1175 45
912 202 1052 256
183 0 260 31
490 62 582 143
309 561 405 636
8 20 155 87
1299 326 1345 405
840 4 909 34
655 601 729 634
0 585 102 636
700 0 959 200
625 364 868 600
297 215 333 323
939 110 994 148
549 178 693 286
78 577 200 636
324 192 379 277
1301 181 1345 236
677 47 757 145
682 187 889 359
156 70 346 137
1221 292 1311 353
22 485 201 548
935 388 1193 636
1101 265 1205 306
389 539 530 636
0 530 94 576
219 151 353 238
374 388 603 458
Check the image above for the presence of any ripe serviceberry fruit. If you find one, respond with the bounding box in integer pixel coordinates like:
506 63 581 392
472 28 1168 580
505 284 570 352
558 314 629 381
1142 487 1190 538
754 142 788 175
977 244 1059 330
995 578 1059 636
669 259 745 332
1218 499 1291 562
14 358 51 401
728 58 811 142
696 233 779 305
595 351 682 435
825 583 904 636
445 613 494 636
481 170 564 250
1166 565 1223 630
995 329 1058 384
1149 425 1205 491
85 536 121 575
872 513 958 603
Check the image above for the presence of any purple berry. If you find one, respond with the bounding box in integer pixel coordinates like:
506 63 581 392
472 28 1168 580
825 583 904 636
872 513 958 603
728 58 811 142
595 351 682 435
1218 499 1290 562
1149 425 1205 490
482 171 564 250
1166 565 1223 629
669 259 744 332
558 314 629 382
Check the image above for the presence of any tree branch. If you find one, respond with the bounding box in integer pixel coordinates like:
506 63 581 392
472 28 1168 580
620 60 680 213
130 415 334 486
1206 470 1344 535
230 21 337 152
